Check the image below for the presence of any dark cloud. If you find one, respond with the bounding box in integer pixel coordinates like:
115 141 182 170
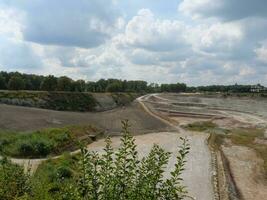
179 0 267 21
2 0 120 48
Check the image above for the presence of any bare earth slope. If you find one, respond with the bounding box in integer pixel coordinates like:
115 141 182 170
0 102 172 134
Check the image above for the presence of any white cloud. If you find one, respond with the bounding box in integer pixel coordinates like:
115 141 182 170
239 66 256 76
186 22 243 56
255 45 267 63
0 8 23 40
120 9 189 52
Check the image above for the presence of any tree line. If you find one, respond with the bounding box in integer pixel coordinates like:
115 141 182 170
0 71 264 93
0 71 187 93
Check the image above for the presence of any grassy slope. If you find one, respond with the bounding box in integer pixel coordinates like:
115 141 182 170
0 91 141 112
0 125 101 158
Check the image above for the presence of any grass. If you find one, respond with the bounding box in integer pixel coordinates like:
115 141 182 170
111 92 141 106
0 91 98 111
0 91 140 111
182 121 217 132
0 125 101 158
45 92 97 111
35 153 80 180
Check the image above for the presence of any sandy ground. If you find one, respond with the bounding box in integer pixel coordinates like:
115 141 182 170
159 93 267 119
142 93 267 200
222 145 267 200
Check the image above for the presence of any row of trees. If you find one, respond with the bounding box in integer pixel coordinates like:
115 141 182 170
0 71 264 93
0 71 187 93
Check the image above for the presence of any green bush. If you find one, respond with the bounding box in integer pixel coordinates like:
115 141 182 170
17 141 34 156
0 125 97 158
16 139 54 157
65 120 190 200
56 166 72 179
0 158 30 200
1 121 190 200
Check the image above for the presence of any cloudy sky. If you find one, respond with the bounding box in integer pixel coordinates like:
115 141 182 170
0 0 266 86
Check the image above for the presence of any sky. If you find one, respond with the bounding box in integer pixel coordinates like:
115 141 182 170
0 0 267 86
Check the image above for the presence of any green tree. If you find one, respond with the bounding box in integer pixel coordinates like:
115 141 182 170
73 80 86 92
0 75 6 89
40 75 58 91
57 76 73 91
106 82 123 92
7 76 26 90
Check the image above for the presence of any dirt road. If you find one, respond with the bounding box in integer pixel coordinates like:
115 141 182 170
137 94 215 200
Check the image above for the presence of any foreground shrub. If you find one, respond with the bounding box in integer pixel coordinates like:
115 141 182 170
65 120 190 200
0 120 190 200
16 139 54 157
0 158 30 200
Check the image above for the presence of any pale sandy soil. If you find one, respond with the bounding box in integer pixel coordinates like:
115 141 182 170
222 145 267 200
143 93 267 200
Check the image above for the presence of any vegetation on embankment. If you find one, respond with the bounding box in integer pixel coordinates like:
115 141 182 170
0 91 140 111
0 125 101 158
182 121 217 132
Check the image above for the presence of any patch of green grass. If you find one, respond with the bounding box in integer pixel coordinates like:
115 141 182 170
111 92 141 106
35 153 80 181
183 121 217 132
0 91 98 111
226 128 264 146
0 125 100 158
46 92 98 111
